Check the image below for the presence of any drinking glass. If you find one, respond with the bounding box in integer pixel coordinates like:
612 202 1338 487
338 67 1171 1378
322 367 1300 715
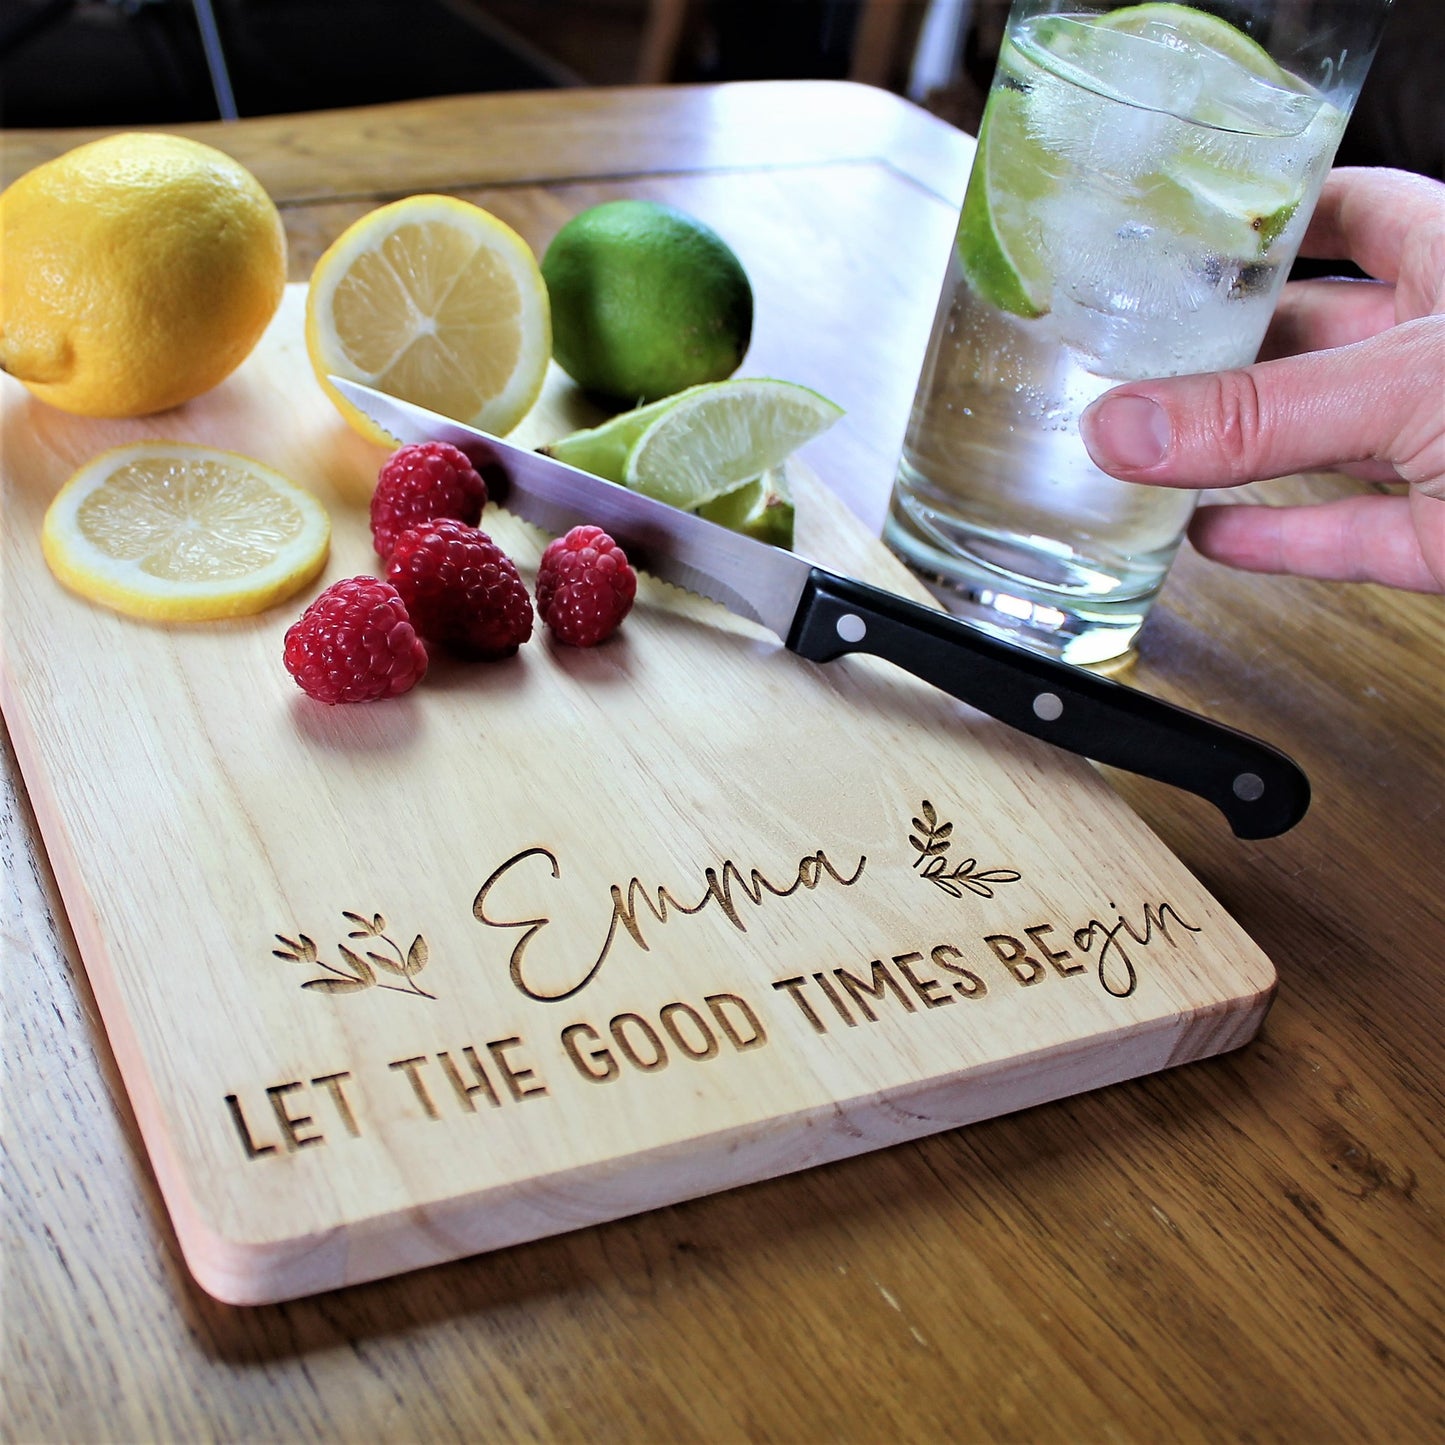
885 0 1395 665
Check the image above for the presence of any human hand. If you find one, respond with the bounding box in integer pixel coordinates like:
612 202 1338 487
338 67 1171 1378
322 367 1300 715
1079 167 1445 592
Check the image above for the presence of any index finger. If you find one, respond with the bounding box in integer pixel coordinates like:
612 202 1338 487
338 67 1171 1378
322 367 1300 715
1299 168 1445 310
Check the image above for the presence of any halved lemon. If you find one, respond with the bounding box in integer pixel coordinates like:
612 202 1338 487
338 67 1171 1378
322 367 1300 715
42 442 331 621
306 194 551 445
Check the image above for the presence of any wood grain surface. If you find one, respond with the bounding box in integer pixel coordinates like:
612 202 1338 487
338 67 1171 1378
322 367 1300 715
4 82 1442 1443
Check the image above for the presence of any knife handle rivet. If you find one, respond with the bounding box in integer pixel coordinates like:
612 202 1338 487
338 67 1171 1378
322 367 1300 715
835 613 867 643
1032 692 1063 722
1233 772 1265 801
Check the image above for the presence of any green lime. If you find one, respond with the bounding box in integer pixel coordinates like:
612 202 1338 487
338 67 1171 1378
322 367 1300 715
696 467 795 549
955 56 1059 319
622 378 842 511
541 200 754 404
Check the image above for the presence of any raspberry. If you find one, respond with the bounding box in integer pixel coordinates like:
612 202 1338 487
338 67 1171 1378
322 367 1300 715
386 518 533 659
370 442 488 559
283 578 428 704
535 525 637 647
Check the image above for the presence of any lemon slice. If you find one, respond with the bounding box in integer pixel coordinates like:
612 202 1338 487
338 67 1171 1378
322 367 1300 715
306 194 551 445
42 442 331 621
622 378 842 511
955 58 1059 319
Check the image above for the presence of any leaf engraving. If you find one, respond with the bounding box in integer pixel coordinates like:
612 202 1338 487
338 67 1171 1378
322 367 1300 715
272 932 319 964
907 801 1022 903
336 944 376 984
302 977 371 994
275 912 435 999
367 950 408 976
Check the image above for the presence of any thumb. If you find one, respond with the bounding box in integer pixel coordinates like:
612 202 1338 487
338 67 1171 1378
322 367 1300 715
1079 319 1445 493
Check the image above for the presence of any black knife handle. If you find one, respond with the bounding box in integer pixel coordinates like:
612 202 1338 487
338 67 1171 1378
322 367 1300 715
786 568 1309 839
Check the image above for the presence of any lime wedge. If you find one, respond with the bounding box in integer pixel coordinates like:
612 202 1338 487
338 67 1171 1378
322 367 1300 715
622 378 842 511
540 387 706 482
955 56 1059 319
696 466 795 549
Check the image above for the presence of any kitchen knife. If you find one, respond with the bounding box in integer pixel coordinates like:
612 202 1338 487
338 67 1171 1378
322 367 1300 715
333 378 1310 838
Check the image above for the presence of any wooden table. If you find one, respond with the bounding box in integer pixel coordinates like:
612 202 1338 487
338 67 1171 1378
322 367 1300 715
4 82 1441 1444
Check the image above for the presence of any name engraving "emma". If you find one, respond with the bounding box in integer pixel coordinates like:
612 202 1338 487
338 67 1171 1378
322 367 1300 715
473 845 868 1003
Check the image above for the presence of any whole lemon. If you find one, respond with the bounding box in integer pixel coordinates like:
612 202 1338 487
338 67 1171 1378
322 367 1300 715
0 133 286 418
541 199 752 404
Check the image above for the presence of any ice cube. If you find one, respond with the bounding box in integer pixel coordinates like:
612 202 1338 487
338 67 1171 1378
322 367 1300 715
1022 59 1163 183
1031 17 1205 119
1023 10 1321 136
1196 63 1320 137
1040 189 1205 324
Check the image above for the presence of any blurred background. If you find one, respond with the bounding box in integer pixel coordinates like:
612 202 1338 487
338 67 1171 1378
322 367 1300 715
1 0 1439 179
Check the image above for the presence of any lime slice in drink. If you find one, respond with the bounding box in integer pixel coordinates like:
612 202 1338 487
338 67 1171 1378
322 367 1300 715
1029 4 1328 261
1143 166 1302 255
1094 3 1284 79
1101 6 1322 256
956 67 1058 319
696 466 795 548
622 378 842 511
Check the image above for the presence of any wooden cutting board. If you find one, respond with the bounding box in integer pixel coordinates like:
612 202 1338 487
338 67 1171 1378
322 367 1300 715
2 288 1275 1305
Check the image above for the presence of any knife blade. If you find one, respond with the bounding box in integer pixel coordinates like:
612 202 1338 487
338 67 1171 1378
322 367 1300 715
333 377 1309 838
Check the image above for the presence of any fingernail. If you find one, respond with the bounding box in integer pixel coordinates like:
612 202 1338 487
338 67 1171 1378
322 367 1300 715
1083 394 1171 470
